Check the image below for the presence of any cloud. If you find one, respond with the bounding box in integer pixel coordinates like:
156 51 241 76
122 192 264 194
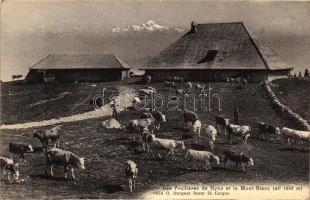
112 20 184 33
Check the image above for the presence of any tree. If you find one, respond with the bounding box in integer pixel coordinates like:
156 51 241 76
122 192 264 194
299 71 302 77
304 69 309 77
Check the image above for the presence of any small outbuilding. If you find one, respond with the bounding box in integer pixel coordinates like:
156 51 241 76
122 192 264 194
140 22 293 82
25 54 130 83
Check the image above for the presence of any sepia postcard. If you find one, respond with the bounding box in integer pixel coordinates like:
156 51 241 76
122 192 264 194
0 0 309 199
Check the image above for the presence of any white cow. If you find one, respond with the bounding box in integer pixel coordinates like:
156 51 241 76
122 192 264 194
279 127 310 145
150 136 185 160
203 125 217 150
125 160 138 192
226 124 251 145
184 149 220 170
0 157 19 181
45 148 85 179
127 118 154 140
191 120 202 139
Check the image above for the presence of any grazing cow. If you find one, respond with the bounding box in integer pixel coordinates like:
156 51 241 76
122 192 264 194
125 160 138 192
0 157 19 181
183 110 199 130
45 147 85 179
191 120 202 139
223 150 254 172
141 129 154 153
140 111 166 131
184 149 220 171
9 143 33 163
150 136 185 160
258 122 280 140
279 127 310 145
33 125 61 148
226 124 251 145
126 118 154 140
214 115 229 135
203 125 217 150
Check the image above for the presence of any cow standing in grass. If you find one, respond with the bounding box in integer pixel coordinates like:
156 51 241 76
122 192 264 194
258 122 280 140
150 135 185 160
140 111 166 131
223 149 254 172
184 149 220 171
278 127 310 145
0 157 19 181
126 118 154 140
33 125 61 149
214 115 229 135
45 147 85 179
9 143 33 163
183 110 199 130
125 160 138 192
226 124 251 145
203 125 217 150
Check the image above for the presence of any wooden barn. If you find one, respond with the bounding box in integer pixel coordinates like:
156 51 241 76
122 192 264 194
141 22 293 82
25 54 130 83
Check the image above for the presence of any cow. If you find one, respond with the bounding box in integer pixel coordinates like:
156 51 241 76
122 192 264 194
141 128 154 153
33 125 61 148
45 147 85 179
258 122 280 140
226 124 251 145
184 149 220 171
214 115 229 135
191 120 202 139
150 135 185 160
140 111 166 131
126 118 154 140
202 125 217 150
223 149 254 172
9 143 33 163
125 160 138 192
279 127 310 145
183 110 199 130
0 157 19 181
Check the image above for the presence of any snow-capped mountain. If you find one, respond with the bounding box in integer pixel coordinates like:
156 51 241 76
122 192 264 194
112 20 184 33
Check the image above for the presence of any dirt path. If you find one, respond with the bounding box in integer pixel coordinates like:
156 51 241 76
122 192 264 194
0 86 136 130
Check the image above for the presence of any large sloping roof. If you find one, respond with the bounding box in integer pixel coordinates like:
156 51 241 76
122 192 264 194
30 54 130 70
141 22 292 71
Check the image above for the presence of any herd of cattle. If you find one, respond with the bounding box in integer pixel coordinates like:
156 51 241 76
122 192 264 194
1 81 310 194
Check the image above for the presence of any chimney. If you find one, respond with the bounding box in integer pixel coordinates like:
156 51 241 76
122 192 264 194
190 21 197 34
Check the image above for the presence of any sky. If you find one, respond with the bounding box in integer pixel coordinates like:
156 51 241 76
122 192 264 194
1 0 310 81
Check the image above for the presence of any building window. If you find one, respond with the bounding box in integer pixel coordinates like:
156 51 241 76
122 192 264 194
198 50 218 63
